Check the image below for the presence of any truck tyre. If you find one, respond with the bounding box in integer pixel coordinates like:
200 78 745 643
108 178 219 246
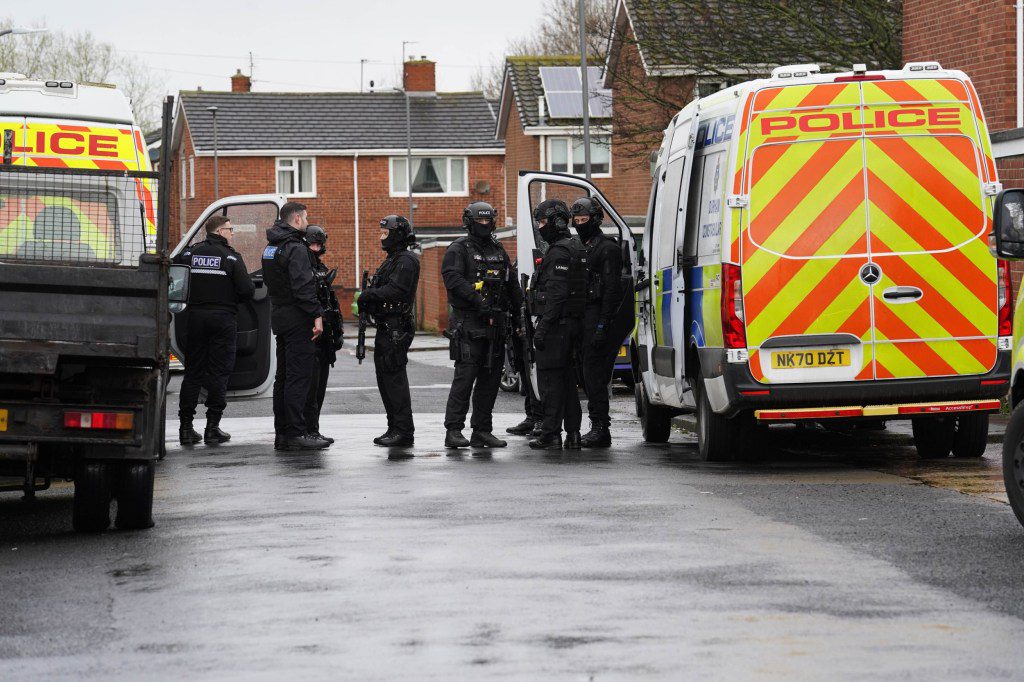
115 461 155 530
1002 406 1024 527
912 417 955 459
638 380 672 443
72 461 112 532
952 412 988 458
696 378 752 462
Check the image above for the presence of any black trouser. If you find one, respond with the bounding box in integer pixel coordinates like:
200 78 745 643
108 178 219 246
580 306 620 428
374 316 415 436
179 307 237 424
272 316 316 438
302 344 331 434
536 318 582 437
444 312 504 433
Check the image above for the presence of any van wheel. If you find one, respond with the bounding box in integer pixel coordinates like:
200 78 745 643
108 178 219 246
952 413 989 458
633 381 643 417
1001 406 1024 527
73 461 112 532
638 381 672 443
696 379 752 462
114 461 155 530
912 417 955 459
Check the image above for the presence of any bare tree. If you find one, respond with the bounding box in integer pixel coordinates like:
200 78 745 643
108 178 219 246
0 18 166 131
473 0 616 99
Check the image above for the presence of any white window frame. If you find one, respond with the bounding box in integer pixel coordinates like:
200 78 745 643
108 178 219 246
388 156 469 197
188 156 195 199
546 135 612 178
275 157 317 198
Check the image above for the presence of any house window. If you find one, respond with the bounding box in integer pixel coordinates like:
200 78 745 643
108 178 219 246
390 157 468 196
276 157 316 197
548 135 611 176
188 156 195 199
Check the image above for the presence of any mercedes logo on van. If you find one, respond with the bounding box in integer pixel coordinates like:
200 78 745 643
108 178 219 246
859 262 882 285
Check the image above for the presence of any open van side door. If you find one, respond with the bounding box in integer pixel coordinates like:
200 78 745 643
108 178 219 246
516 171 638 399
170 194 285 398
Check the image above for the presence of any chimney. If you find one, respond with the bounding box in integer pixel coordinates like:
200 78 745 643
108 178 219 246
403 57 435 93
231 69 252 93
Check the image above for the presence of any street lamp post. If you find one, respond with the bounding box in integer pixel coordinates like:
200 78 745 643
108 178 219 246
0 27 48 38
207 106 219 200
393 87 413 227
578 0 592 181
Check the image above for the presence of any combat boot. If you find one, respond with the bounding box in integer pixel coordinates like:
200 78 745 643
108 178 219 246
505 418 536 435
310 431 335 444
274 433 288 450
283 434 330 450
470 431 507 448
564 431 582 450
529 432 562 450
373 429 397 446
203 415 231 445
529 422 544 438
445 429 470 448
580 425 611 448
179 424 202 446
379 432 414 447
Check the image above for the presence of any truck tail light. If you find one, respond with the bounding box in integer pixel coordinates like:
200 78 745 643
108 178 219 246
998 259 1013 337
64 411 134 431
722 263 747 349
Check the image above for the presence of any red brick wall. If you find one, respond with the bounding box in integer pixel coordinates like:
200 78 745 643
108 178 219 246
903 0 1017 132
169 117 504 328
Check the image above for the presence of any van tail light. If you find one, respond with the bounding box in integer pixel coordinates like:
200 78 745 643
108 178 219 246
63 411 134 431
998 259 1013 337
722 263 747 349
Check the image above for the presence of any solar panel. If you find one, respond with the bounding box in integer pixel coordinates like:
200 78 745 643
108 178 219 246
539 65 612 120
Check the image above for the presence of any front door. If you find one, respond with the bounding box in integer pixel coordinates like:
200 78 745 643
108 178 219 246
170 195 285 397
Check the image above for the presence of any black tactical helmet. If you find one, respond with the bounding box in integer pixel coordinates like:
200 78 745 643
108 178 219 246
533 199 571 228
304 224 328 245
380 214 414 251
462 201 496 229
570 197 604 229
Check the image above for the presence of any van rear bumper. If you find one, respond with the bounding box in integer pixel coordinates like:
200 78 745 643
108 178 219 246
702 349 1011 418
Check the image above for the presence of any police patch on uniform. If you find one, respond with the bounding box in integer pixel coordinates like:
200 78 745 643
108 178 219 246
192 255 222 269
555 264 569 271
263 246 278 259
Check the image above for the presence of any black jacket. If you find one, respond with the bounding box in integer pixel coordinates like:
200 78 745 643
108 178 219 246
532 233 586 336
363 247 420 316
262 221 322 324
442 234 521 320
174 233 253 311
583 233 624 327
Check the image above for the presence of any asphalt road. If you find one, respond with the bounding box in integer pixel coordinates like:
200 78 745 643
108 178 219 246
3 347 1024 679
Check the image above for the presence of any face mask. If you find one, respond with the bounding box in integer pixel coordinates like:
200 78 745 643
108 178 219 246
539 223 560 245
574 218 600 242
470 221 493 239
382 230 405 251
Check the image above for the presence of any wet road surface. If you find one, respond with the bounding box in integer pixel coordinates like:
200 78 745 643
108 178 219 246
3 348 1024 678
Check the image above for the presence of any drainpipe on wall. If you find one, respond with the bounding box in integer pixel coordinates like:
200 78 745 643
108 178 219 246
1018 0 1023 128
353 153 360 288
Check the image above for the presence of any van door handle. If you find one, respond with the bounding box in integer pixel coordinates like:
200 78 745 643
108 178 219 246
882 286 923 302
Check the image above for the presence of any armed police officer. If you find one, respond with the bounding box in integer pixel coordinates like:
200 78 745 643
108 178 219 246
528 199 588 451
262 201 330 451
442 201 521 449
302 225 344 445
175 214 254 446
358 215 419 447
571 197 624 448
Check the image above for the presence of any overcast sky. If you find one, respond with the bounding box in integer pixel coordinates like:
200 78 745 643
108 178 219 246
14 0 550 94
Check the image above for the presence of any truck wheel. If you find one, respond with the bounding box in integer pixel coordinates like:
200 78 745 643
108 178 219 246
952 413 989 458
912 417 955 459
1002 406 1024 528
696 379 752 462
638 380 672 443
115 461 155 530
72 462 112 532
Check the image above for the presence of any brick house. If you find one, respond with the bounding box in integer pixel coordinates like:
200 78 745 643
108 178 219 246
168 60 504 330
495 54 652 227
902 0 1024 291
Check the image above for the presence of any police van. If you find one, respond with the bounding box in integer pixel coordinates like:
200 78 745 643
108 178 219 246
519 62 1010 461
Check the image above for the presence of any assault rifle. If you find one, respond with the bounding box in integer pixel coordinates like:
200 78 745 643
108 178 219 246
356 269 369 364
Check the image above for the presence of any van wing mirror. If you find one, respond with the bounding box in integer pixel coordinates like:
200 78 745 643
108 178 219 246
993 188 1024 259
168 264 191 304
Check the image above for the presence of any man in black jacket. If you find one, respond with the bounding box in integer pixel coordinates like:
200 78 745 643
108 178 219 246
262 201 329 451
571 197 624 447
442 201 521 449
359 215 419 447
528 199 588 451
175 214 254 446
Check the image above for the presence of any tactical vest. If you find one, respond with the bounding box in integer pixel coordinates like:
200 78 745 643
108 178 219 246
261 240 300 306
584 237 606 303
530 237 587 318
370 252 415 316
462 237 509 313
